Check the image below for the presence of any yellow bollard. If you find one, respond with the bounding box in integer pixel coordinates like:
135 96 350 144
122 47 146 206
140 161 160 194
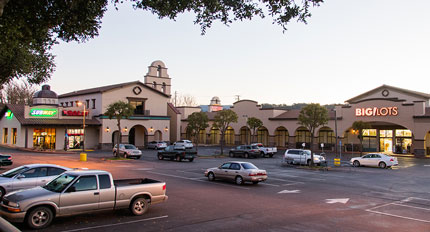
80 152 87 162
334 158 340 166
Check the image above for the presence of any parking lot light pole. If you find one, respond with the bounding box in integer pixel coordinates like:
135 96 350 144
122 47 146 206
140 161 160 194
77 101 86 152
334 108 338 156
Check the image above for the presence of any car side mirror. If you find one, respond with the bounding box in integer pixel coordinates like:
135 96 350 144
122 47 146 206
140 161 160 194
66 186 76 193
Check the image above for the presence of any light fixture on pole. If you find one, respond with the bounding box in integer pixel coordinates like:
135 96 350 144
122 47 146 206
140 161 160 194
76 101 86 152
334 108 338 156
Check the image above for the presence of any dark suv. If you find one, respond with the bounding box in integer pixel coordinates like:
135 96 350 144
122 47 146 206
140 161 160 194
229 145 260 158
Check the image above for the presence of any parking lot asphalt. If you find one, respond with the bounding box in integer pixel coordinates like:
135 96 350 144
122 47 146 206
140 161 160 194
1 146 430 231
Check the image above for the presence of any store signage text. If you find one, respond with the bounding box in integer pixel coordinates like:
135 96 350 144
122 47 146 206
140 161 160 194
355 107 398 117
29 109 58 117
62 110 88 116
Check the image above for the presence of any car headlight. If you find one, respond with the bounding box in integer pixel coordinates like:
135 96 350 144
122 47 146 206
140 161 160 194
7 201 19 208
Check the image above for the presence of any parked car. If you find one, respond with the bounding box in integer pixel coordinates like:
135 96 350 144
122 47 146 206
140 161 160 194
283 149 326 165
0 169 168 229
173 140 194 149
147 141 167 150
229 145 261 158
0 164 70 198
251 143 277 158
113 144 142 159
0 154 12 166
350 153 398 168
205 161 267 185
157 145 197 162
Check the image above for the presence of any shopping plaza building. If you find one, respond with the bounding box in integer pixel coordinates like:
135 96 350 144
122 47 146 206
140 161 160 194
1 60 430 157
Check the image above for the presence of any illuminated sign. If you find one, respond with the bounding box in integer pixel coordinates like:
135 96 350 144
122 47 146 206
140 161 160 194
210 105 223 112
5 110 13 119
29 109 58 117
62 110 88 116
355 107 398 117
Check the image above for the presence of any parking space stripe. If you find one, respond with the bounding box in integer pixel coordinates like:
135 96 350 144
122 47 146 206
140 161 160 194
365 209 430 224
60 215 168 232
392 203 430 211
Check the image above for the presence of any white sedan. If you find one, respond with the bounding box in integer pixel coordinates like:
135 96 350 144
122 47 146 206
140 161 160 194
350 153 398 168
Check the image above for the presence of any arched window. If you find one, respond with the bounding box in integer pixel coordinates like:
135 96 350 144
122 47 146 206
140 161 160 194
225 127 235 145
157 65 162 77
257 127 269 146
162 82 166 93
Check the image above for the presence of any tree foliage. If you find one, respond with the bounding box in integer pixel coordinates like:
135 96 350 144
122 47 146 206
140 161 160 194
352 121 372 155
214 109 238 154
0 80 37 104
298 103 328 166
1 0 323 86
186 112 209 152
0 0 108 86
247 117 263 143
104 100 135 157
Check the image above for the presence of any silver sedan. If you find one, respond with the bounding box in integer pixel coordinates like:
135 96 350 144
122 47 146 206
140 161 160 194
0 164 70 197
205 161 267 185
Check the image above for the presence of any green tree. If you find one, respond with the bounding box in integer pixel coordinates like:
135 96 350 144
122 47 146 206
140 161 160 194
298 103 329 166
0 0 323 85
104 101 135 157
186 112 209 153
214 110 238 155
352 121 372 155
247 117 263 143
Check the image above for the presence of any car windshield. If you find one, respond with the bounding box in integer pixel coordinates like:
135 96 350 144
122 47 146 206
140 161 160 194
43 173 77 193
241 163 258 170
0 166 28 178
251 146 258 149
124 145 137 149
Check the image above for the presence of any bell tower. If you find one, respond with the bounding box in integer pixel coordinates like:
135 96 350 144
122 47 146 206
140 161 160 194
144 60 171 95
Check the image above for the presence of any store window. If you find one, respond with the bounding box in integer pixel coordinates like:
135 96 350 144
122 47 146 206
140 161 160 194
209 127 220 144
225 127 235 145
66 129 84 150
3 128 8 144
362 129 377 152
12 128 17 145
318 128 335 149
129 100 145 115
395 129 412 154
33 128 56 150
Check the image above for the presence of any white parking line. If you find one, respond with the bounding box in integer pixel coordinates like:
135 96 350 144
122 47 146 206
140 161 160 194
60 215 168 232
365 197 430 224
260 182 280 187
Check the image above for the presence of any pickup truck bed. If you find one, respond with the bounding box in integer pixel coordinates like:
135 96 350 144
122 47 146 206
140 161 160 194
114 178 160 186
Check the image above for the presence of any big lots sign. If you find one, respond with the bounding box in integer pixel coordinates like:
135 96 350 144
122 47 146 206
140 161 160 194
62 110 89 116
355 107 398 117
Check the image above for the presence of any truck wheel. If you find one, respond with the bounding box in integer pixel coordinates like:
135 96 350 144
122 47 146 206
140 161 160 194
157 154 164 160
26 206 54 229
176 155 182 162
130 197 149 216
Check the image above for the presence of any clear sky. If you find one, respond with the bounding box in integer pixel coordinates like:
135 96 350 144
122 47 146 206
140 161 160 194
48 0 430 106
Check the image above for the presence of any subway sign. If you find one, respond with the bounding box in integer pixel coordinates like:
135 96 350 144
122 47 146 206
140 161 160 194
5 110 13 119
355 107 398 117
29 109 58 117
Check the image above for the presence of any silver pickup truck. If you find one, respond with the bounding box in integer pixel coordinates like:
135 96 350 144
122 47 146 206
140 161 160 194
0 169 168 229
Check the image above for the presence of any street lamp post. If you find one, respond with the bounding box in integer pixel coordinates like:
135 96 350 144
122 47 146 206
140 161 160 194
334 108 338 156
77 101 86 152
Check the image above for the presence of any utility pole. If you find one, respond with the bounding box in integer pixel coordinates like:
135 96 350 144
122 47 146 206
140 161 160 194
174 91 177 107
235 95 240 102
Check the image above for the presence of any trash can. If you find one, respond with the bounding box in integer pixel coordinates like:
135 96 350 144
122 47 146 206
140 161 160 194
80 152 87 162
334 158 340 166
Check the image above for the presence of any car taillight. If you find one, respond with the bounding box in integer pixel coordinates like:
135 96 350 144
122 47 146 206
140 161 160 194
390 158 394 161
7 157 11 160
249 173 257 176
163 184 166 191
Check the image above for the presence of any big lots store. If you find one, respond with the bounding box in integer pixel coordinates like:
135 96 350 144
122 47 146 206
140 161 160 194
179 85 430 157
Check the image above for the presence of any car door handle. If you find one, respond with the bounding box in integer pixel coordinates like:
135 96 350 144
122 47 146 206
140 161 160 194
94 192 100 195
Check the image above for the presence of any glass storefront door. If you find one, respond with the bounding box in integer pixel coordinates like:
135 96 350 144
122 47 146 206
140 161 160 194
33 128 56 150
66 129 84 150
380 138 393 152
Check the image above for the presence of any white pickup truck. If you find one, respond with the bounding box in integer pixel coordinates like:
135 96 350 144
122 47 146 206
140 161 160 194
283 149 326 165
0 169 168 229
251 143 277 158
